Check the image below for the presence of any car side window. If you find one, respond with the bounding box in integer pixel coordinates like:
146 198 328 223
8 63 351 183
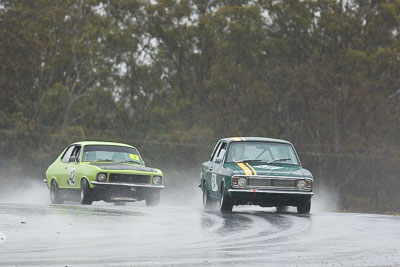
61 146 75 163
210 141 222 162
214 142 227 163
70 146 81 161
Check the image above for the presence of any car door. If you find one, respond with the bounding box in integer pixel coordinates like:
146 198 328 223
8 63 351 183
210 142 227 198
202 141 221 195
54 145 75 188
64 145 81 188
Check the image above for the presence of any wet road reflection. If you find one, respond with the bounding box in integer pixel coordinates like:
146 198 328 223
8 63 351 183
0 203 399 266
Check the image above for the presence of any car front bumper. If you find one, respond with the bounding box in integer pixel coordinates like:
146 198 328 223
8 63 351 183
228 188 313 207
229 189 313 195
90 181 165 189
89 181 164 202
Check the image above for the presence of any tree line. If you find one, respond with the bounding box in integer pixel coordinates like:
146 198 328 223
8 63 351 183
1 0 400 213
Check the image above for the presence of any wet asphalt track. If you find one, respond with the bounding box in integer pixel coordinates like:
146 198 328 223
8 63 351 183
0 202 399 266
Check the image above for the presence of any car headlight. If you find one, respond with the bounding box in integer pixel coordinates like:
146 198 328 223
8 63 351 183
153 176 162 185
97 173 107 182
297 180 306 189
232 176 247 187
238 177 247 187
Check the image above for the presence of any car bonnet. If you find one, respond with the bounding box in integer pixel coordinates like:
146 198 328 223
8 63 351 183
226 162 305 178
91 163 159 173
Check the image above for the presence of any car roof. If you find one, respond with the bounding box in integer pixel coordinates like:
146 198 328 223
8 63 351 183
71 141 134 148
220 137 293 144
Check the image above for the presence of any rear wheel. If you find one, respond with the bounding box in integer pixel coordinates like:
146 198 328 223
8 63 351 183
145 191 160 207
220 184 233 213
297 200 311 214
203 182 216 210
50 180 64 204
80 179 93 205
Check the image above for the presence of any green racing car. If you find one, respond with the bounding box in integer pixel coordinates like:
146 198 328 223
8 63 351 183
44 141 164 206
201 137 313 213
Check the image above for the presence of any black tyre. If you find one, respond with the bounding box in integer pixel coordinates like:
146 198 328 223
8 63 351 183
297 200 311 214
220 184 233 213
50 180 64 204
276 206 289 212
80 179 93 205
203 182 216 211
145 191 160 207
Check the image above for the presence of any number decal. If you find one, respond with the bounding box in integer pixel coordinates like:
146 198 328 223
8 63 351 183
129 154 140 161
211 173 218 192
68 168 76 185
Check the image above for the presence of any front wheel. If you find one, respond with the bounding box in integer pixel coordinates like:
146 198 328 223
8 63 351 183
203 182 216 210
145 191 160 207
50 180 64 204
220 184 233 213
297 200 311 214
80 179 93 205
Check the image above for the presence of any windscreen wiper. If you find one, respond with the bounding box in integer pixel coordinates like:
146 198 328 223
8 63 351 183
235 159 262 164
120 160 140 164
267 158 291 164
92 159 114 163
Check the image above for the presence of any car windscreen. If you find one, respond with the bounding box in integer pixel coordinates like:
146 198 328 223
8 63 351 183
225 141 300 165
82 145 142 164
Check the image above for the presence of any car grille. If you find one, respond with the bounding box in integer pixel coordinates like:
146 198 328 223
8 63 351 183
248 177 297 188
109 174 151 184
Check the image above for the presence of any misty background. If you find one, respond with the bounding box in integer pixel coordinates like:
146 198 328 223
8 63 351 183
1 0 400 213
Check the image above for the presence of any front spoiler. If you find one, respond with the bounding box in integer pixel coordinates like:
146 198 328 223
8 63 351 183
228 189 313 195
90 181 165 189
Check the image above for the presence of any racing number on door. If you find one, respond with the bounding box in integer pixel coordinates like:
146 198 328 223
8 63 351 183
68 168 76 185
211 173 218 191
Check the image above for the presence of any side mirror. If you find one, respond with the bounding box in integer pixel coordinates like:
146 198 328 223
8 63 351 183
215 158 222 164
69 156 79 164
